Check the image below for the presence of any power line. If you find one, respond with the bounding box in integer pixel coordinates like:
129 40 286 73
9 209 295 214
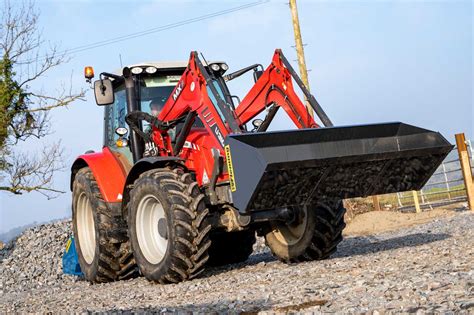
20 0 269 64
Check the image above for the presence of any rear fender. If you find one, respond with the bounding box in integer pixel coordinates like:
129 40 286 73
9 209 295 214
121 157 184 216
71 147 127 203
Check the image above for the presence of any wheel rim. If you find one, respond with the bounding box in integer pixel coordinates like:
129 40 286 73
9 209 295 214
136 194 168 264
76 192 96 264
272 208 308 246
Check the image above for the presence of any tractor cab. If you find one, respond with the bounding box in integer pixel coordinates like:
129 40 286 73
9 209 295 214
85 62 187 167
85 60 232 167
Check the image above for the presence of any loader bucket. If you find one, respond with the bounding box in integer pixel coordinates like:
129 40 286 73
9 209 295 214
224 122 453 214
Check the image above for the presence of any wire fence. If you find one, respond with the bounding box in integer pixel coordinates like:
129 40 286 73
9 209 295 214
346 138 473 215
385 139 473 211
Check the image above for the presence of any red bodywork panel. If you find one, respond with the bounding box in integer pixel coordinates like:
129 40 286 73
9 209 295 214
179 128 222 185
74 147 126 203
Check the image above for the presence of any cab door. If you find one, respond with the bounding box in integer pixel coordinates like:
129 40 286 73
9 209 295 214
103 84 133 172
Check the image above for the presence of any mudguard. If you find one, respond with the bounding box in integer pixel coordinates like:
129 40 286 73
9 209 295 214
120 156 184 215
71 147 127 203
122 156 184 192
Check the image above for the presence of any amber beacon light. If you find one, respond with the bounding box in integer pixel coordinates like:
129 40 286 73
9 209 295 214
84 66 95 82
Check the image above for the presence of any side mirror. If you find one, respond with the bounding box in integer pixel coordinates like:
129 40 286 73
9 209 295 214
94 79 114 106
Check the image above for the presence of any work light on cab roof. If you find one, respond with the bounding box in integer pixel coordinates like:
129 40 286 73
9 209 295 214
130 66 159 75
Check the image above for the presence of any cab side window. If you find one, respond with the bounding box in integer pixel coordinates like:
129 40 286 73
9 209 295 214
105 85 127 147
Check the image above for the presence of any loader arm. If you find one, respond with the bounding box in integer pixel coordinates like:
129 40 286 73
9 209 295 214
155 49 329 155
157 51 241 151
235 49 332 129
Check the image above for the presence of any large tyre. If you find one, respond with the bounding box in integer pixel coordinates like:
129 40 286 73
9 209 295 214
265 200 346 263
207 229 256 266
72 167 137 282
128 167 211 283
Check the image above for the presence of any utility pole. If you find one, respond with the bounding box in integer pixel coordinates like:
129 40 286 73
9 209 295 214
289 0 314 117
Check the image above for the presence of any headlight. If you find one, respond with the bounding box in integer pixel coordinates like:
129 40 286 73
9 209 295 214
210 63 220 72
131 67 143 74
145 66 157 74
220 63 229 71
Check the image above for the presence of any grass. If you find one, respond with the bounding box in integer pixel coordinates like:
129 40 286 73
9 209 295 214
396 184 466 206
346 184 467 210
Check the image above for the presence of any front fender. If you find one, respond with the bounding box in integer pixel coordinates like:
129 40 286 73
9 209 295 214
71 147 127 203
124 157 182 186
120 156 184 215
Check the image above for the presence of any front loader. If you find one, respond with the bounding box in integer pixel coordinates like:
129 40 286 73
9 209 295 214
71 50 452 283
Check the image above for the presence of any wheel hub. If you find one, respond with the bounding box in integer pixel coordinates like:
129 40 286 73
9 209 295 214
136 194 169 264
271 206 308 246
75 192 96 264
158 218 168 239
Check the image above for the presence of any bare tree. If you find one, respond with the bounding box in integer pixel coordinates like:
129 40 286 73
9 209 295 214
0 0 85 198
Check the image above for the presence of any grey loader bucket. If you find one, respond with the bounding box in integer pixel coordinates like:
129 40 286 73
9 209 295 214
224 122 453 214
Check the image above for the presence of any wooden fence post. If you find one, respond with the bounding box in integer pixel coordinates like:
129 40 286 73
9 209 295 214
412 191 421 213
455 133 474 210
372 195 381 211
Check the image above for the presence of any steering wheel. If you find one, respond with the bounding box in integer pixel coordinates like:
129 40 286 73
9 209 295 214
125 111 185 141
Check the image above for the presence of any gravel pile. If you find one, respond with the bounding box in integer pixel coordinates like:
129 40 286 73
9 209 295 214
1 211 473 313
0 220 81 294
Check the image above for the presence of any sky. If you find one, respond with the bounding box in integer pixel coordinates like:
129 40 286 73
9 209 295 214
0 0 472 232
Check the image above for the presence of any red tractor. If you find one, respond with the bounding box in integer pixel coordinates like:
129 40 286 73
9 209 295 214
71 49 451 283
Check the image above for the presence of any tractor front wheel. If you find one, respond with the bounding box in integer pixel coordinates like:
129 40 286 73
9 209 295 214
264 200 346 263
128 167 211 283
72 167 137 282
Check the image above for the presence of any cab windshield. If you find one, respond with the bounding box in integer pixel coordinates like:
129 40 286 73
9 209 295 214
139 74 182 115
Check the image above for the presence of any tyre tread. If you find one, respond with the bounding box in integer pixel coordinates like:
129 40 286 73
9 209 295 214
72 167 138 283
129 167 211 283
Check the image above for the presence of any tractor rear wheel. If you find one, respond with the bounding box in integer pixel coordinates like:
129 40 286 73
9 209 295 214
72 167 137 282
128 167 211 283
207 229 256 266
264 200 346 263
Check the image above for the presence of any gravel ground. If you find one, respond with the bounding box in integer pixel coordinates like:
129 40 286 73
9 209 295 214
1 210 473 313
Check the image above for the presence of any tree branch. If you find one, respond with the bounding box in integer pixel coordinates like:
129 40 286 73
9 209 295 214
0 0 84 198
27 89 86 112
2 143 66 199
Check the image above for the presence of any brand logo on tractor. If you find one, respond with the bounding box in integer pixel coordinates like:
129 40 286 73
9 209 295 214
172 81 185 101
214 126 225 147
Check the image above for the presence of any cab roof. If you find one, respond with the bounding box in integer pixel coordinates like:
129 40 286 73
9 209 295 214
114 60 224 75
